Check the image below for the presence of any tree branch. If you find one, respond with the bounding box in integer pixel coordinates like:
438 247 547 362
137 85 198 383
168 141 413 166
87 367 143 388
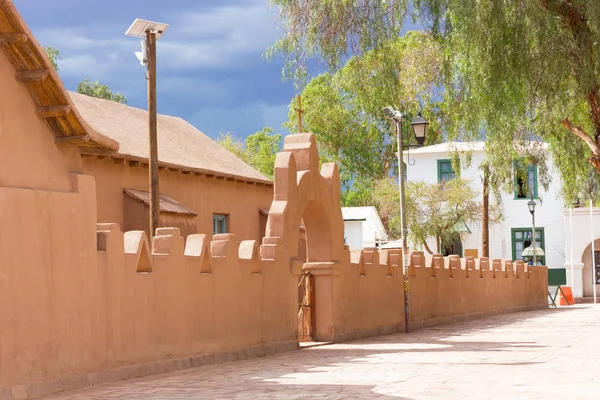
561 118 600 155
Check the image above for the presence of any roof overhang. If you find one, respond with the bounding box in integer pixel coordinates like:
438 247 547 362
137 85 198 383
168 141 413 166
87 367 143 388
81 149 274 187
0 1 119 151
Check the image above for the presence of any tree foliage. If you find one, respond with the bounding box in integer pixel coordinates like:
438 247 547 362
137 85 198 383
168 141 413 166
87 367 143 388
43 46 60 71
272 0 600 202
287 31 443 198
217 127 282 179
77 78 128 104
372 177 487 253
268 0 410 87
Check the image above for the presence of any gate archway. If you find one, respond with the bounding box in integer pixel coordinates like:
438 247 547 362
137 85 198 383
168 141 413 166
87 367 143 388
263 134 345 342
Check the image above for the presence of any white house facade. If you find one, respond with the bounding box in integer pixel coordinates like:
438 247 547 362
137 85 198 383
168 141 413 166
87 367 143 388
342 206 388 250
403 142 566 271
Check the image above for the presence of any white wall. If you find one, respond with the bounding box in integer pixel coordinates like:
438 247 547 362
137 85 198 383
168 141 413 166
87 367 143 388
342 207 388 250
404 147 565 268
344 220 364 250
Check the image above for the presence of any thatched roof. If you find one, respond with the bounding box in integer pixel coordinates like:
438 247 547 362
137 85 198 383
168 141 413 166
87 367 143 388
0 0 118 151
71 92 272 185
124 189 197 216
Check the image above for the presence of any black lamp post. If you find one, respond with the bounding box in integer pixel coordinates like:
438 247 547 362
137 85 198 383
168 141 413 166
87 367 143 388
382 104 428 333
527 197 537 266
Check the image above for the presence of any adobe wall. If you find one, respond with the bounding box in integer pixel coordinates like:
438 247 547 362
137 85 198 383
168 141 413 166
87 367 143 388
0 178 298 398
82 156 273 241
334 248 406 341
0 175 102 391
408 254 548 328
0 50 82 191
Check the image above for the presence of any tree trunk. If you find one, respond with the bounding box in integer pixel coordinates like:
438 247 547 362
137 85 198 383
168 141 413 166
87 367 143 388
436 236 441 254
423 240 433 255
543 1 600 172
482 166 490 258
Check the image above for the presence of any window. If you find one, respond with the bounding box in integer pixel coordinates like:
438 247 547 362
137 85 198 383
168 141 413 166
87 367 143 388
511 228 545 265
514 162 538 199
213 214 228 234
437 159 457 183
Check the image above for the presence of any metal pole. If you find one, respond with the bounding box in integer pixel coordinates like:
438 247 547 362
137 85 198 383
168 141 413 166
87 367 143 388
591 201 597 303
396 117 410 333
532 210 536 267
569 207 574 295
146 30 160 238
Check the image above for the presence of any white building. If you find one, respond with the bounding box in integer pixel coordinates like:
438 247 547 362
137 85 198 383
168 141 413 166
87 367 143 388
342 206 388 250
564 207 600 299
404 142 566 269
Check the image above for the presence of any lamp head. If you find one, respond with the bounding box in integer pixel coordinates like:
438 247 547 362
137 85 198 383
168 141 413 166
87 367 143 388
411 112 428 146
527 197 536 215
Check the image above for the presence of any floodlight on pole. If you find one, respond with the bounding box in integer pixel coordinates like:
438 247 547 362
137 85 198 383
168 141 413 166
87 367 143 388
125 18 169 239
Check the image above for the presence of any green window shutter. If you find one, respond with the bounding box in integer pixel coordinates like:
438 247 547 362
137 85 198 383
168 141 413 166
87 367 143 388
514 161 539 199
511 227 545 264
437 159 457 183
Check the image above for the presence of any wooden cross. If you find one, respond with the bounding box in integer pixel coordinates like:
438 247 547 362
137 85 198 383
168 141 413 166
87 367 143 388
295 94 304 133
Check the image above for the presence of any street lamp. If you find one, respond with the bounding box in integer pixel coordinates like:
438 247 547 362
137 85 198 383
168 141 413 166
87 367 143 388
383 104 428 333
527 196 537 266
126 19 169 238
411 112 428 145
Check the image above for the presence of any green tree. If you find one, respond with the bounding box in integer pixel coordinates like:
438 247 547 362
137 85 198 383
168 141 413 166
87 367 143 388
271 1 600 202
77 78 128 104
372 177 487 254
246 127 282 178
43 46 60 71
287 31 443 198
217 127 282 179
217 132 247 160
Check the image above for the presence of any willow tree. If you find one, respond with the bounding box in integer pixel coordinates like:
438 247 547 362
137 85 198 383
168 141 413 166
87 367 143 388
270 0 600 201
284 31 443 203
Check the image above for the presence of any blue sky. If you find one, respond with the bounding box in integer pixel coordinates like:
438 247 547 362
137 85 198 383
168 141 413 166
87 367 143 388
14 0 295 140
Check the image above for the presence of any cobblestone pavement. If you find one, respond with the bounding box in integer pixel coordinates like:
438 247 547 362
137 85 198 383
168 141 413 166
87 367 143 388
43 305 600 399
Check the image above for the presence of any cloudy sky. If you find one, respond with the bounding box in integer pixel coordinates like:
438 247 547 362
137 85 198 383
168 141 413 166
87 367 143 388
14 0 295 140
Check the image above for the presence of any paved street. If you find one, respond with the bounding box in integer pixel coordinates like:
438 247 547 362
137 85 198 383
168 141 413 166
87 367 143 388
43 305 600 399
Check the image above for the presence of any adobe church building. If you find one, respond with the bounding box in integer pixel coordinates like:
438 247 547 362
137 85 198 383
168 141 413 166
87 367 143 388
71 92 274 241
0 2 549 399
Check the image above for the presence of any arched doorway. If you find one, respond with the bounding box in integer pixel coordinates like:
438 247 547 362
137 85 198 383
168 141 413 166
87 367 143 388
581 240 600 297
297 200 333 342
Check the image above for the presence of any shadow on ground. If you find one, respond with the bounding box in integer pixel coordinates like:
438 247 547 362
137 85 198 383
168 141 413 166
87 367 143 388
42 307 584 400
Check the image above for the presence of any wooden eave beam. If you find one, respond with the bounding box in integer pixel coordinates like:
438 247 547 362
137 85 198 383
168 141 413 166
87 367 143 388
36 105 71 118
55 134 90 144
0 33 28 45
16 69 49 82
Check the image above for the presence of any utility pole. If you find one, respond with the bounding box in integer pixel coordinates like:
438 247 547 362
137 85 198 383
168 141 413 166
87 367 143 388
295 95 304 133
126 19 169 239
146 29 160 238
